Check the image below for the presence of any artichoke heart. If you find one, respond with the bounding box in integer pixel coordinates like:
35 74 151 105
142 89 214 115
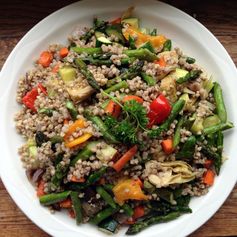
148 161 196 188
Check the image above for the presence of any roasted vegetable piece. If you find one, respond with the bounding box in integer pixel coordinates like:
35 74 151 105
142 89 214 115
112 179 148 205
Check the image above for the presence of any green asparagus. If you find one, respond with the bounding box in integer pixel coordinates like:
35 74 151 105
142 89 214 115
85 114 119 143
96 186 117 208
104 81 129 94
123 48 158 62
74 58 100 91
66 101 78 120
126 212 181 235
173 117 184 147
39 191 71 206
203 122 234 135
213 82 227 123
140 72 156 86
71 191 83 224
90 206 119 225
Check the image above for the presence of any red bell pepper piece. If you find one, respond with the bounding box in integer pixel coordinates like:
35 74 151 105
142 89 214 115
147 94 171 127
22 83 47 112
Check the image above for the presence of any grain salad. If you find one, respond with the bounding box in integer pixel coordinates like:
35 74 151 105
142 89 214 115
14 7 234 235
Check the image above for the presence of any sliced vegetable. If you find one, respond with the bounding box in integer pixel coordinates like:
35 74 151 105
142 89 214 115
113 179 148 205
38 51 53 67
98 218 119 234
59 66 76 83
176 136 196 160
154 56 166 67
105 100 121 118
37 179 45 197
122 95 143 104
203 115 221 128
65 133 92 148
59 47 69 58
149 99 185 138
105 25 125 44
59 198 72 208
147 94 171 127
22 84 46 112
161 139 173 154
203 169 215 186
64 119 86 140
112 145 138 172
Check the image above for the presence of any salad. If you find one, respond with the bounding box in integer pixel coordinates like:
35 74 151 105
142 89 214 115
15 7 233 235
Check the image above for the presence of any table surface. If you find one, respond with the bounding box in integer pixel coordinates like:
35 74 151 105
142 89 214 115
0 0 237 236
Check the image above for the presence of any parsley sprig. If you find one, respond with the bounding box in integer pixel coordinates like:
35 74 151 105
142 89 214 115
102 91 148 144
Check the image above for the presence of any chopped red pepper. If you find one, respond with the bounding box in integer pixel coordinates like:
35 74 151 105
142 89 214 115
22 84 47 112
147 94 171 127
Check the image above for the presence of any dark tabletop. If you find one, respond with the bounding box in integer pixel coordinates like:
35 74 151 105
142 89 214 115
0 0 236 236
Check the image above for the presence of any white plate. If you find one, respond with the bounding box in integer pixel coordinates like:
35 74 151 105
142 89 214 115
0 0 236 236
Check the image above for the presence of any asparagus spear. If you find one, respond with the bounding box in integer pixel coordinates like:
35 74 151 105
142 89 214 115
96 186 117 208
107 61 144 87
140 72 156 86
80 57 113 66
123 48 158 62
149 99 185 138
213 82 227 123
203 122 234 135
90 206 119 225
126 212 181 235
39 191 71 205
70 191 83 224
85 113 119 143
200 143 222 175
66 101 78 120
173 117 184 147
104 81 128 93
74 58 100 91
